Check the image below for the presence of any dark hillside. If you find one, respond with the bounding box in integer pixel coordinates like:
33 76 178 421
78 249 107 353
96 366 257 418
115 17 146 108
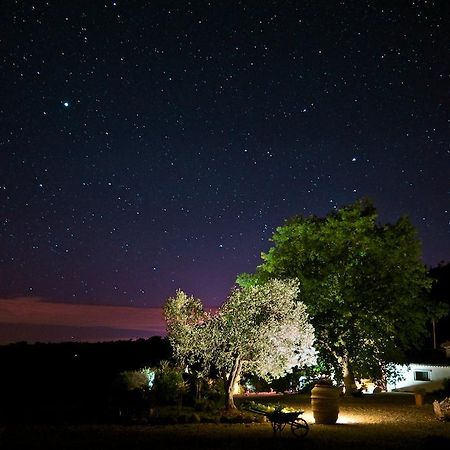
0 337 170 423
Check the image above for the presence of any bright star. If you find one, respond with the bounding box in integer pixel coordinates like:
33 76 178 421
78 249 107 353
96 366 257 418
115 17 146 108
63 101 69 107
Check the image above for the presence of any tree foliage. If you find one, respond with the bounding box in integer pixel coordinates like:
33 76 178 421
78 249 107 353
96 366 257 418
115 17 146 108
164 279 316 408
239 199 432 392
164 290 210 373
428 262 450 344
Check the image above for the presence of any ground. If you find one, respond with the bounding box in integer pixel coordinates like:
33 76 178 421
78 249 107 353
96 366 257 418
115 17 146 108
2 393 449 449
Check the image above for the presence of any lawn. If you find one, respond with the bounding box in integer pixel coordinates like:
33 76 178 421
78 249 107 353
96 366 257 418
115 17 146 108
2 393 449 450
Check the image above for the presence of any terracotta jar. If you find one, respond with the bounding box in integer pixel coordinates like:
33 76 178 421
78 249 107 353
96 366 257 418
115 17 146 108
311 384 340 424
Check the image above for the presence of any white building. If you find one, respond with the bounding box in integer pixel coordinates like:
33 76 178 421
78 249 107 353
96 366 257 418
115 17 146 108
387 363 450 393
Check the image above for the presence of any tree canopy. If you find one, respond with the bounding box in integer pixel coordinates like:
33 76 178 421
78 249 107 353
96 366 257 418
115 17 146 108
428 262 450 345
238 199 432 393
164 279 316 408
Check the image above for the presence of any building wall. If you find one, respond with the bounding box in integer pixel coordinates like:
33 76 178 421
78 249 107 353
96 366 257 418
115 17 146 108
387 363 450 393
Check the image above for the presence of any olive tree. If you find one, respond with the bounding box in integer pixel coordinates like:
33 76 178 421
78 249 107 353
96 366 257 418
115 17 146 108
164 279 316 409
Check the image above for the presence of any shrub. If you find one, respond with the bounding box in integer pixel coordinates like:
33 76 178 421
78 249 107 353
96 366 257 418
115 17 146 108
151 361 187 406
111 369 154 422
117 370 149 391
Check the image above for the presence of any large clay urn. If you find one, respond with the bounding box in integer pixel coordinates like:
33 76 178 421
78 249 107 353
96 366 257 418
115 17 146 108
311 383 340 424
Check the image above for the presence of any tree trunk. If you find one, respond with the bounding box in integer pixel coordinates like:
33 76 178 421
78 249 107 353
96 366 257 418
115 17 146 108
224 356 242 409
195 377 202 401
342 356 357 395
432 318 437 350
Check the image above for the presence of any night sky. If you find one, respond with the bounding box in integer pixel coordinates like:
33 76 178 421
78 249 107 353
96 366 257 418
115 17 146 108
1 1 449 342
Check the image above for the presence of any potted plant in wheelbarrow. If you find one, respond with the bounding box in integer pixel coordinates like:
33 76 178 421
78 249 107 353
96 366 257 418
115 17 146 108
243 401 309 437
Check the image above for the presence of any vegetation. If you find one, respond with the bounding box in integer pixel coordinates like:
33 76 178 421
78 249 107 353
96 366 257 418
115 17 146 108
3 394 450 450
0 338 170 423
428 262 450 345
164 279 317 409
151 361 187 406
238 199 434 393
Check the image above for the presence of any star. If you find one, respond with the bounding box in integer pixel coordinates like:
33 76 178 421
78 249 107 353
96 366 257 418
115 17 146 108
0 0 448 336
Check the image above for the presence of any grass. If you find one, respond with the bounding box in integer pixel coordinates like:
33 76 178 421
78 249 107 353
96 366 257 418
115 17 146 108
2 393 450 449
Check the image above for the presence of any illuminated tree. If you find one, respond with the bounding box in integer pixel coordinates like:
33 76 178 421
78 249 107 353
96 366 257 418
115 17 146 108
239 199 432 393
164 290 211 373
164 279 316 409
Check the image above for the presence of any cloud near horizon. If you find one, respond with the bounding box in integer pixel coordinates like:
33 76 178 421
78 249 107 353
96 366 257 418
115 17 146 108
0 297 166 344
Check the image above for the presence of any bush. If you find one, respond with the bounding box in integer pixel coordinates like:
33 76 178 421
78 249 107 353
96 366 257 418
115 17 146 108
184 376 224 410
116 370 149 391
151 361 187 406
203 378 225 405
111 369 154 422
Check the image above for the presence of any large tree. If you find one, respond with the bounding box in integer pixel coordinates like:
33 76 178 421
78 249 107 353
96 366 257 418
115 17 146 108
238 199 432 393
428 262 450 346
164 279 316 409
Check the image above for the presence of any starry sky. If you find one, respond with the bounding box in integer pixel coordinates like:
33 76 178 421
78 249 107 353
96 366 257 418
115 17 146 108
1 1 449 342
